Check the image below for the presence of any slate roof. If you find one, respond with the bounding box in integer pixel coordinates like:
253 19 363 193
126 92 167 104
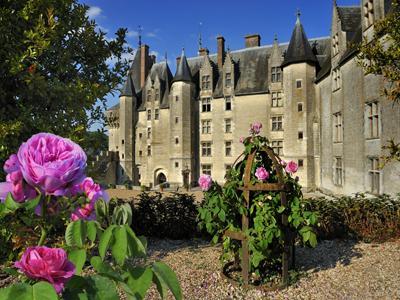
120 72 137 97
281 16 318 68
337 6 361 33
172 49 193 83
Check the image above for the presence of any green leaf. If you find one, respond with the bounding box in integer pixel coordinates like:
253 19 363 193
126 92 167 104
153 273 167 299
277 206 286 213
95 199 108 223
65 220 87 248
68 249 86 275
5 193 21 211
303 230 311 242
126 267 153 300
152 262 182 300
111 226 127 266
22 194 41 211
32 282 58 300
99 225 115 260
218 209 226 222
85 275 120 300
126 226 146 257
90 256 123 282
309 232 317 248
86 221 98 242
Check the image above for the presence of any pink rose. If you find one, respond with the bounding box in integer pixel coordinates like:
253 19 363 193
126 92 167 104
80 177 109 204
71 203 95 221
4 154 20 173
14 246 75 293
17 133 87 196
255 167 269 181
285 161 298 174
198 174 212 191
249 122 262 135
280 160 287 167
239 137 245 143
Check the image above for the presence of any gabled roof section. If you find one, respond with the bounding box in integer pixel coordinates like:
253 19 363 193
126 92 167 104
282 13 317 68
173 49 193 83
127 49 142 95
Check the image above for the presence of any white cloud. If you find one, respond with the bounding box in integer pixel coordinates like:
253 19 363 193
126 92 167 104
127 30 139 38
150 50 159 58
146 32 157 38
106 50 136 66
86 6 102 19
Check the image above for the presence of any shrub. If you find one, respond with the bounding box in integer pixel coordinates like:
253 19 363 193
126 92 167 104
303 193 400 242
132 192 200 239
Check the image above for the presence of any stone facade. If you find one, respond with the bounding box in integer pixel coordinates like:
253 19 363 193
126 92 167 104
106 0 400 195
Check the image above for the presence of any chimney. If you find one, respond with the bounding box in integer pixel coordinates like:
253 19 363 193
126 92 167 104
245 34 261 48
176 56 181 67
140 44 150 88
198 47 209 56
217 35 225 69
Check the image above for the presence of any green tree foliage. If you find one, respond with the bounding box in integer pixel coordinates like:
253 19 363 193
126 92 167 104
0 0 132 177
357 1 400 162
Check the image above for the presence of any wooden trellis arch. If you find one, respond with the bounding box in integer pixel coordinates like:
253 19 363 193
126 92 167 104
223 146 294 287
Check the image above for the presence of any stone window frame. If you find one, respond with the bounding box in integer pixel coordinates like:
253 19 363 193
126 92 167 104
332 33 339 56
154 108 160 120
175 116 179 124
298 131 304 140
368 156 380 194
225 72 232 87
147 109 151 120
225 96 232 111
271 91 283 107
366 101 380 139
201 164 212 176
271 115 283 131
147 91 151 102
332 68 341 91
155 89 159 101
201 97 212 112
225 140 232 157
333 112 343 143
298 159 304 168
363 0 374 28
201 141 212 157
225 118 232 133
201 75 211 90
147 145 151 156
175 161 179 168
271 66 282 82
139 150 143 157
271 140 283 156
201 119 212 134
298 102 303 112
296 79 302 89
333 156 343 186
175 136 179 145
147 127 151 139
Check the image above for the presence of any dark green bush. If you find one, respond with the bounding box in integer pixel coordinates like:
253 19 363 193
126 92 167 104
303 193 400 242
132 192 200 240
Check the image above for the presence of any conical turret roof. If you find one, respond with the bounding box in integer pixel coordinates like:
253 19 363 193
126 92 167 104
281 12 317 67
120 72 137 97
172 49 193 83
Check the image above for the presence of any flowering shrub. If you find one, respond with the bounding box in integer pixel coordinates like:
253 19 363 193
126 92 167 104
198 122 317 283
0 133 182 299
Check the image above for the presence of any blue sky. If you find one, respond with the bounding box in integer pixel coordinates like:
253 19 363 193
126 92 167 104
81 0 359 121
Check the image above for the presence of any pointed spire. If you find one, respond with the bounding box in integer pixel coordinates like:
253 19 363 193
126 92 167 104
138 25 143 47
281 11 317 68
296 9 301 24
172 48 193 83
120 71 137 97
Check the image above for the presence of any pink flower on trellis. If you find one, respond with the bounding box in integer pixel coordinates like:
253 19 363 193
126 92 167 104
255 167 269 181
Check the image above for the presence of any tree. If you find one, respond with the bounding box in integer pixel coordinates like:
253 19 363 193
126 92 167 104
0 0 132 178
357 1 400 162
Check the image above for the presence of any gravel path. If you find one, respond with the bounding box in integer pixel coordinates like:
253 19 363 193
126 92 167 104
144 238 400 300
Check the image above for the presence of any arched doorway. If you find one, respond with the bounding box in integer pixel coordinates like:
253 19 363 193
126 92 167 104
155 172 167 185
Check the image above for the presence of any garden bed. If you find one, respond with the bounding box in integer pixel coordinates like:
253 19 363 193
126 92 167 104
144 238 400 299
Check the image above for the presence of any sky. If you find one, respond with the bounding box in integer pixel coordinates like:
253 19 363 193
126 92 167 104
80 0 360 120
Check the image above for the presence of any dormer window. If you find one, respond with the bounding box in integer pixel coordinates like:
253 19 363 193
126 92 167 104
364 0 374 28
201 75 211 90
271 67 282 82
225 73 232 87
332 33 339 56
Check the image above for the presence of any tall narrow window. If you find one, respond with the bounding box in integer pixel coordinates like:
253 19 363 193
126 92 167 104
225 72 232 87
271 116 283 131
366 101 379 138
271 140 283 156
175 96 179 102
364 0 374 28
225 119 232 133
369 157 380 194
296 79 302 89
225 141 232 156
175 137 179 145
201 164 212 176
155 89 159 100
298 131 304 140
333 68 341 91
201 75 211 90
147 127 151 139
225 96 232 111
271 92 283 107
298 103 303 112
334 157 343 186
147 91 151 102
201 120 211 134
333 112 343 142
332 33 339 56
271 67 282 82
175 116 179 124
201 142 212 156
201 97 211 112
147 110 151 120
147 145 151 156
154 108 159 120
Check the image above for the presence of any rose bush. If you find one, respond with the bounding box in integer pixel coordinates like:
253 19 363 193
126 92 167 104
198 123 317 284
198 174 212 191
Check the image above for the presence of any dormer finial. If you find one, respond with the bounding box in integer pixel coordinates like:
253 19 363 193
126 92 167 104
296 9 301 24
138 25 143 46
